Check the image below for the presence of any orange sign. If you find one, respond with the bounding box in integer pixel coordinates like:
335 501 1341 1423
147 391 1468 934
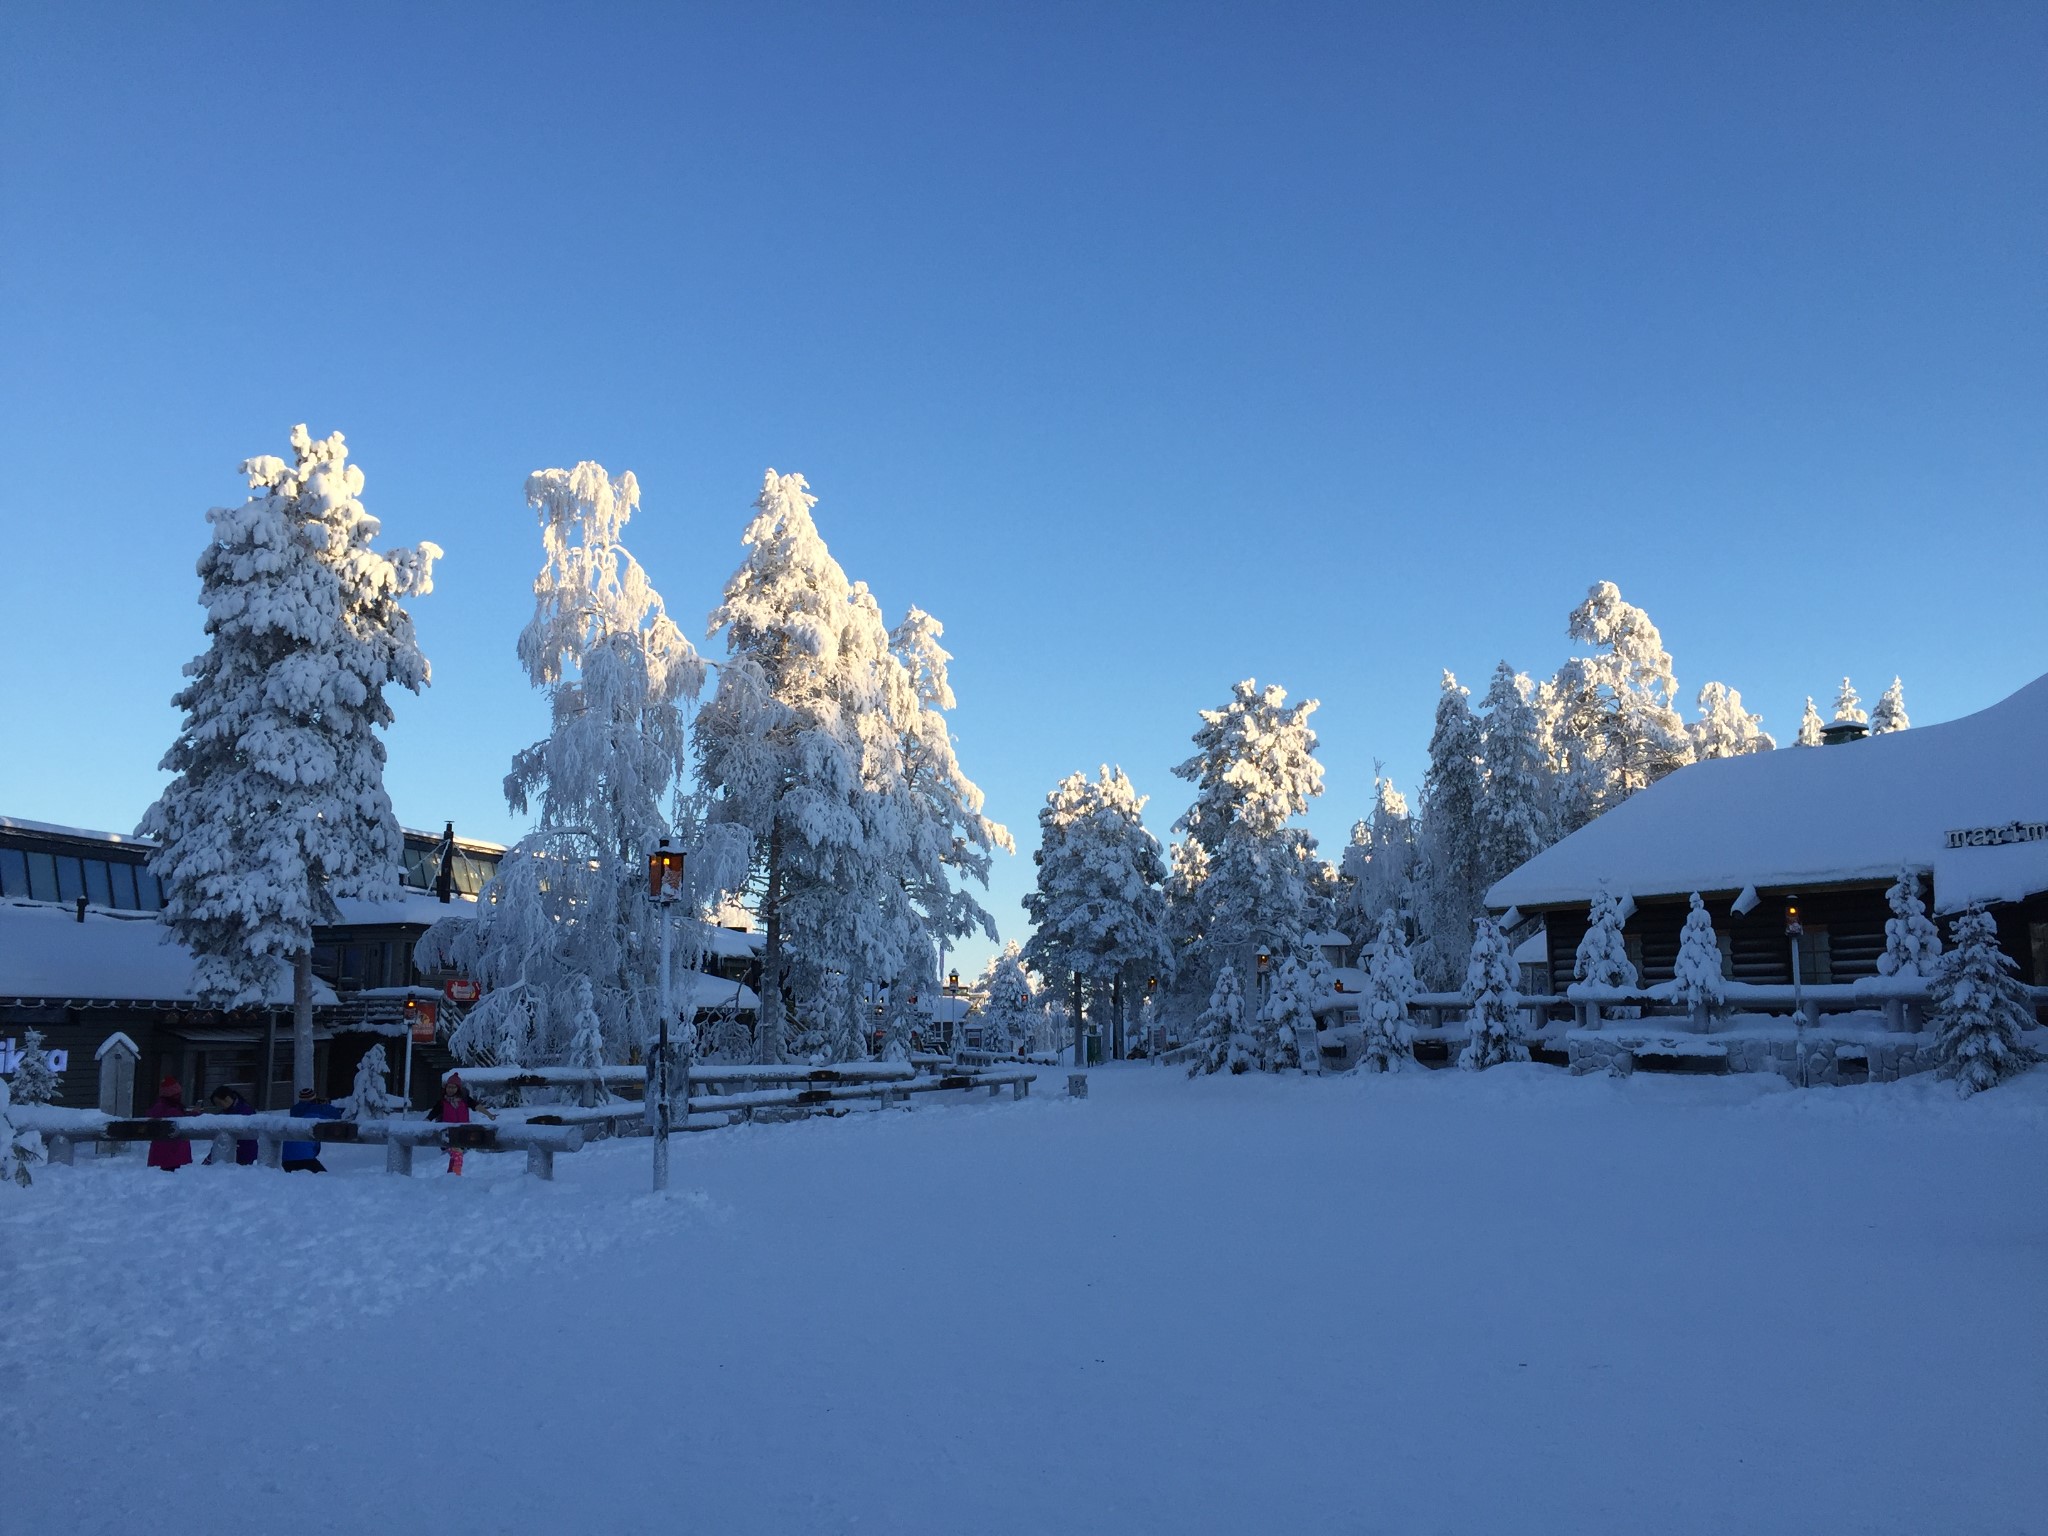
410 1001 440 1043
443 979 481 1004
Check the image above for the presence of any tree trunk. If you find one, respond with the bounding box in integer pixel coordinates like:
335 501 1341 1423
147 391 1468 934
1112 974 1125 1061
757 822 787 1064
293 948 314 1097
1072 970 1085 1068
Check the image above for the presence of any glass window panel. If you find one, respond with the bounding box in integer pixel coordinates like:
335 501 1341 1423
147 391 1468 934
26 852 58 902
109 862 138 908
0 848 25 898
84 860 113 906
55 856 85 903
136 869 163 909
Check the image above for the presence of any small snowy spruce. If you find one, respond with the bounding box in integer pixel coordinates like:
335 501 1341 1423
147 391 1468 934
1573 886 1637 990
1457 917 1525 1070
1 1075 41 1188
1832 677 1866 725
1690 682 1775 759
1357 910 1416 1073
1870 677 1909 734
9 1028 59 1107
1928 907 2037 1097
1875 869 1941 979
977 943 1034 1055
1190 963 1253 1077
341 1044 406 1120
1795 697 1825 747
1670 894 1726 1017
1259 955 1322 1071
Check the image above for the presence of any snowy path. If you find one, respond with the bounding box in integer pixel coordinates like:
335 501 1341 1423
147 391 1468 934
6 1065 2046 1534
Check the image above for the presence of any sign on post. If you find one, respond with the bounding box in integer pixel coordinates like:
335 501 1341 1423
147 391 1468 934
444 979 482 1004
410 1002 439 1044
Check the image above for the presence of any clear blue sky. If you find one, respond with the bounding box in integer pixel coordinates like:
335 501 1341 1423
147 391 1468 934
3 3 2043 976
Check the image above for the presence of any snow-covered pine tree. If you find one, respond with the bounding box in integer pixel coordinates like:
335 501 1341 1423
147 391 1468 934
977 943 1034 1055
145 426 438 1094
1021 766 1173 1061
1928 906 2037 1096
426 462 702 1067
1670 893 1726 1023
1 1075 40 1188
1418 672 1490 990
1350 770 1419 940
1189 962 1253 1076
1534 582 1694 828
564 977 612 1087
1259 955 1323 1072
1477 663 1558 891
9 1029 59 1107
1457 917 1525 1069
1876 868 1941 979
1690 682 1776 759
1357 910 1416 1073
1170 681 1330 992
1796 697 1825 747
1870 677 1909 734
341 1044 406 1120
1832 676 1866 725
1573 886 1637 990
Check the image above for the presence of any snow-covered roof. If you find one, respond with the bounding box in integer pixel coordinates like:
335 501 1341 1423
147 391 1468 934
0 901 337 1005
697 923 765 961
0 816 156 847
329 889 481 926
1489 672 2048 914
1512 928 1548 966
1303 929 1351 948
679 969 758 1012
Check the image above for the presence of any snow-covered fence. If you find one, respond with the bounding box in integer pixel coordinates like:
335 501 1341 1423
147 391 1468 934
954 1047 1061 1069
15 1106 587 1181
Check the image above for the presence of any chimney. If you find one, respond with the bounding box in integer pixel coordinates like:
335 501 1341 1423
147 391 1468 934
436 821 457 904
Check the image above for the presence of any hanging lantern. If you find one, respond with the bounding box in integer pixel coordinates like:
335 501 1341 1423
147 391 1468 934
647 838 686 905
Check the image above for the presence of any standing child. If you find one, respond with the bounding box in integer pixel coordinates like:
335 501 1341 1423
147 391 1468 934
145 1077 192 1171
426 1073 494 1175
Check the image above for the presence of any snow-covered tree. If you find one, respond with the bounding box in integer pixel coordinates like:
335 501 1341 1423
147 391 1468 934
1534 582 1694 827
1691 682 1775 759
1189 962 1253 1076
1 1075 41 1188
1457 917 1525 1070
977 943 1034 1055
1346 770 1419 941
1477 663 1557 890
341 1044 406 1120
1417 672 1489 990
1876 868 1942 979
1928 907 2037 1097
1671 893 1726 1019
1170 680 1329 986
564 977 612 1083
145 425 438 1094
1870 677 1909 734
1258 955 1322 1072
1796 697 1825 747
427 462 702 1067
1357 910 1416 1073
1832 676 1866 725
1021 766 1172 1056
1573 886 1636 990
8 1029 58 1108
876 971 930 1062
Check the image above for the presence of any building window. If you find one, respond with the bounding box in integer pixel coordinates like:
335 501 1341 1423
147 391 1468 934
109 861 138 908
1624 934 1646 984
1796 927 1833 986
0 848 24 897
54 856 85 903
25 852 58 902
84 860 113 906
2031 922 2048 987
1715 931 1736 980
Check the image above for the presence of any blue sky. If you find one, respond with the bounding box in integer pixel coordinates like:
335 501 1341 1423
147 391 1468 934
3 3 2043 975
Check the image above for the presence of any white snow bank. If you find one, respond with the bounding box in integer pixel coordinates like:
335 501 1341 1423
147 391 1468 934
1489 671 2048 912
0 900 335 1005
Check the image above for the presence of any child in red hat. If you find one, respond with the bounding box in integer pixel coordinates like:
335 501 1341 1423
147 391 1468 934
425 1072 493 1175
145 1077 192 1171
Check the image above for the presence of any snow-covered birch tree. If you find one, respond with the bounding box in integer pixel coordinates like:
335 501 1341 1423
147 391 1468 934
145 425 438 1094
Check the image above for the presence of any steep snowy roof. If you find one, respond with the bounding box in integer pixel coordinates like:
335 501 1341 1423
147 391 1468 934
1489 672 2048 915
329 889 481 926
0 901 336 1005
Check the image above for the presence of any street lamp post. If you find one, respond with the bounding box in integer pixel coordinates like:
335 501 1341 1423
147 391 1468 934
647 838 686 1193
1786 898 1805 1088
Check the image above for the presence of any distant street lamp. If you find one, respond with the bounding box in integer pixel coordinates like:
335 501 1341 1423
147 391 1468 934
1786 898 1805 1087
647 838 686 1194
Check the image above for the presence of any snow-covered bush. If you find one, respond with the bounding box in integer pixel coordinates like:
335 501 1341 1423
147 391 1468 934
1870 677 1909 734
1458 917 1525 1069
1189 964 1253 1077
1928 907 2037 1097
1876 869 1941 979
341 1044 407 1121
1 1075 41 1188
1357 911 1416 1073
1671 893 1726 1018
1573 886 1637 991
9 1029 58 1107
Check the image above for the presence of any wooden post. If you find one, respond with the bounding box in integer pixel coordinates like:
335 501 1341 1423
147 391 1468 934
526 1146 554 1181
46 1134 74 1166
386 1138 413 1177
292 947 315 1097
210 1130 237 1167
259 1132 283 1170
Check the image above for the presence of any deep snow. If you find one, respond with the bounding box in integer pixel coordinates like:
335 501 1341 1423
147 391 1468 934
5 1064 2045 1534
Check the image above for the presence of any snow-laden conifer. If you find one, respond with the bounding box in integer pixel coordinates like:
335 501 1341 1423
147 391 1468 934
1189 963 1252 1076
1533 582 1694 828
1258 956 1323 1072
341 1044 406 1120
1691 682 1775 759
1796 697 1825 747
1349 771 1419 940
145 426 437 1093
1573 886 1637 990
1418 672 1488 990
1357 911 1416 1073
1870 677 1909 734
1457 917 1525 1070
9 1029 58 1107
1671 893 1726 1020
1876 869 1941 979
1170 681 1330 985
1 1076 40 1188
977 944 1034 1055
1477 663 1557 890
1832 676 1866 725
427 462 701 1067
1928 907 2037 1096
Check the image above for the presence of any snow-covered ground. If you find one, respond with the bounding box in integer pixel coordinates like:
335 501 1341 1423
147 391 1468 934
6 1064 2045 1534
